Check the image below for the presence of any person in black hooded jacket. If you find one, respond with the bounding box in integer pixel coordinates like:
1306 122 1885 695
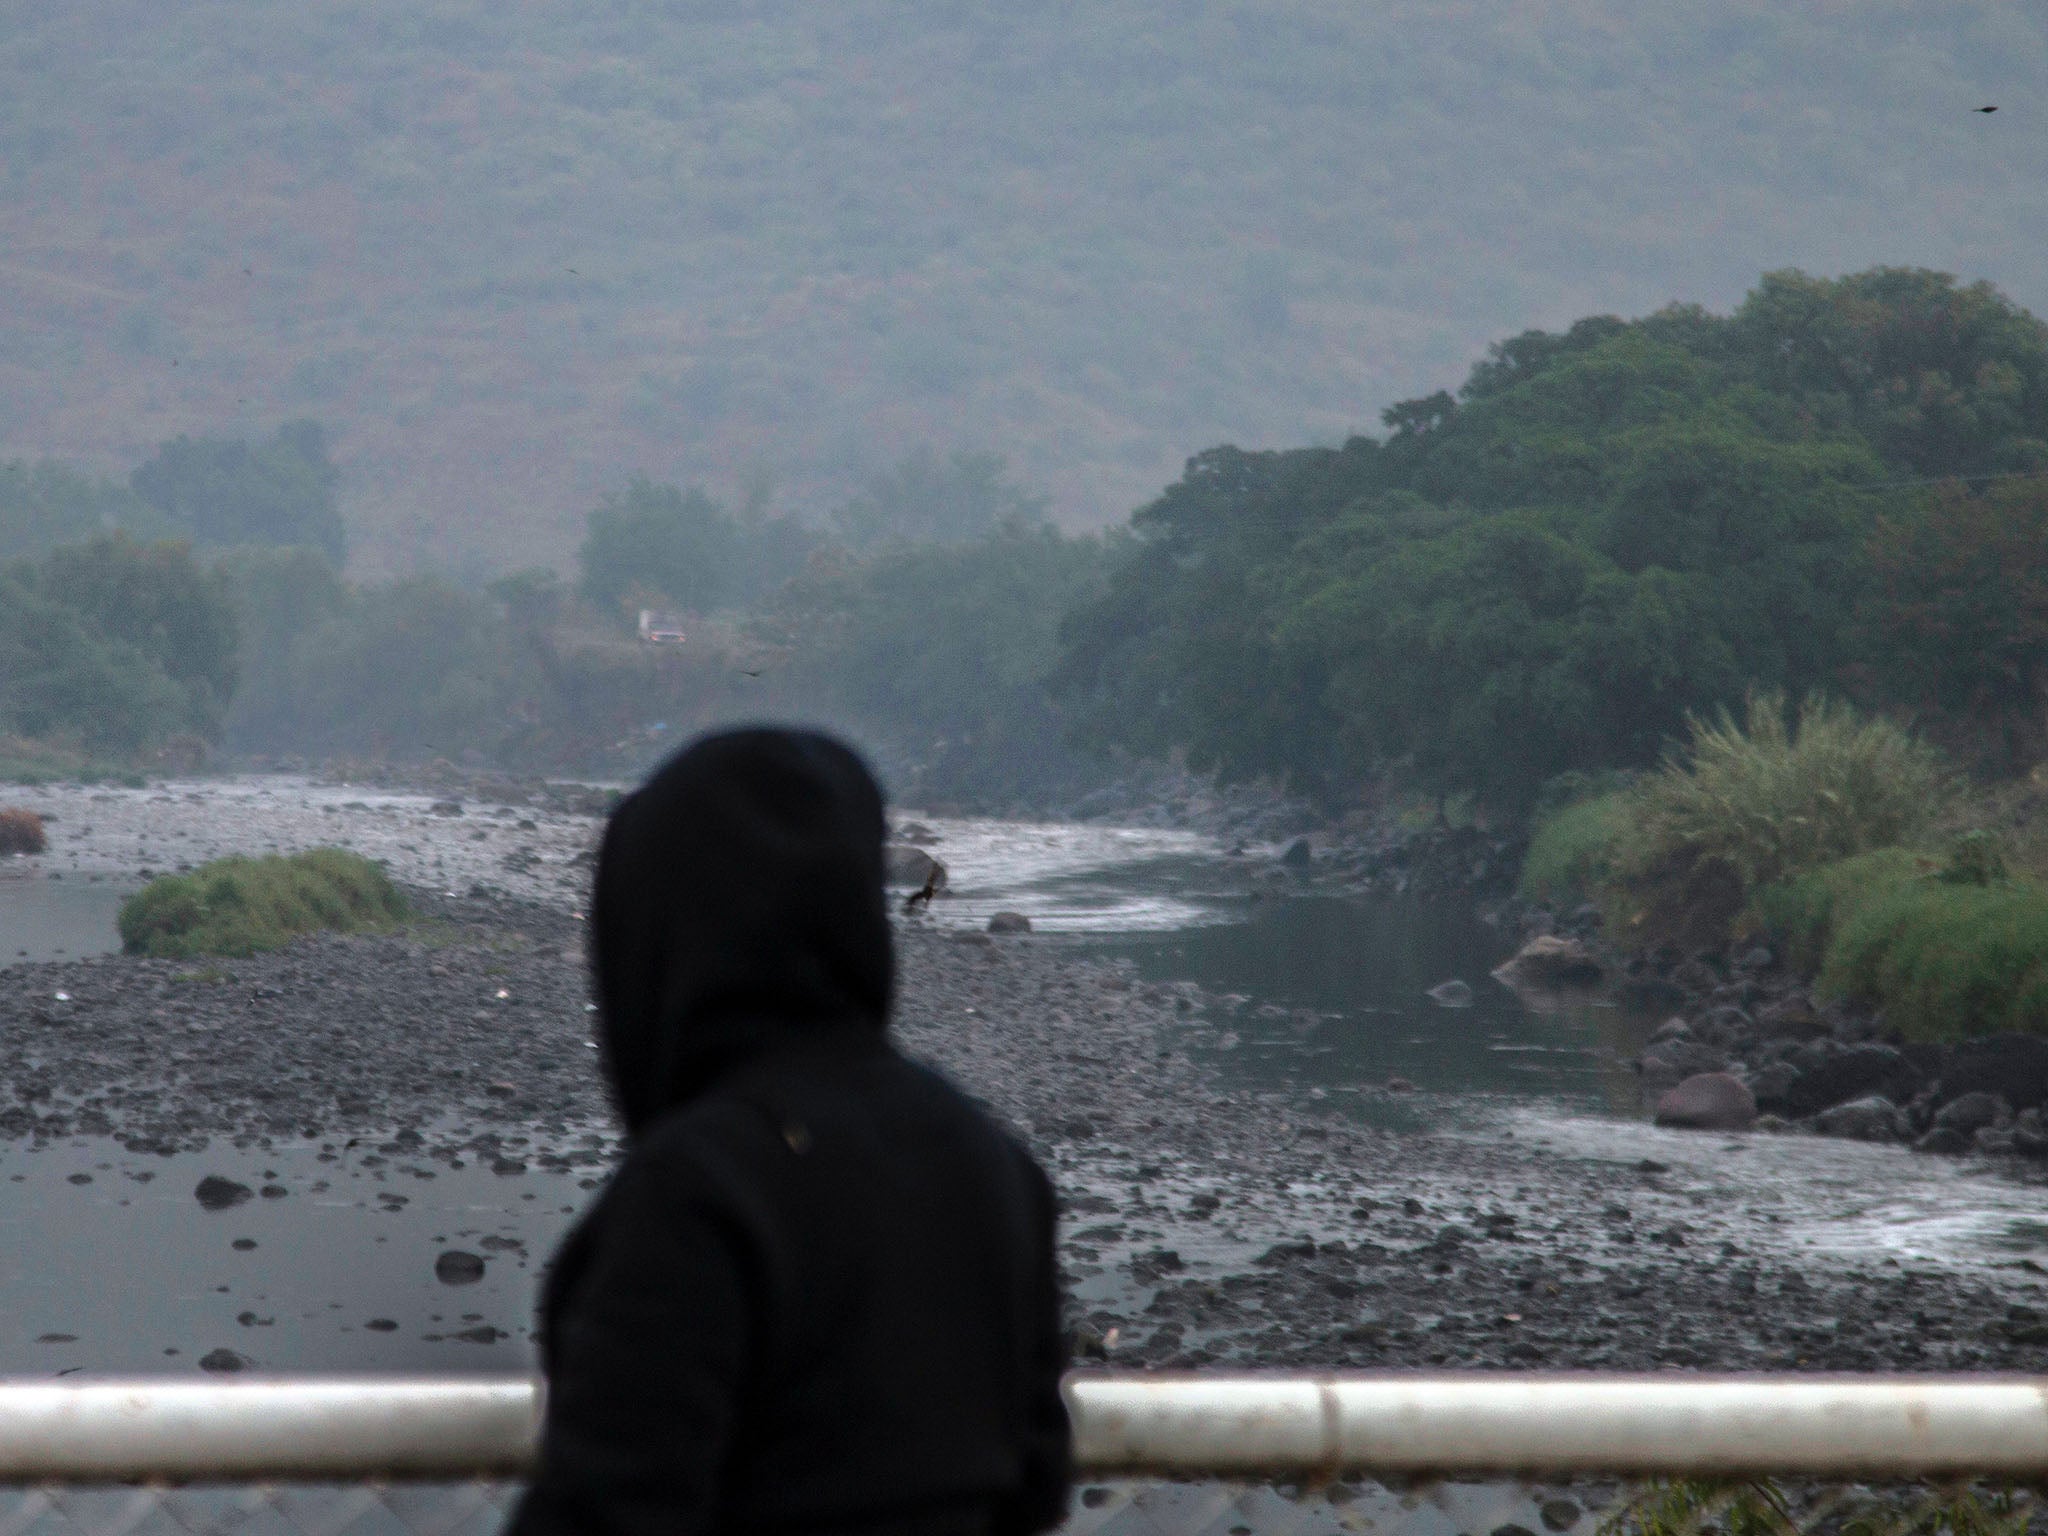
505 728 1072 1536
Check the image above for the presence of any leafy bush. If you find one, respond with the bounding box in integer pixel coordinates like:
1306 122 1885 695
118 849 409 958
1606 692 1950 943
0 808 46 854
1520 789 1632 904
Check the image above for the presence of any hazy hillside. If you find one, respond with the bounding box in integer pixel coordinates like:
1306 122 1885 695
2 1 2043 575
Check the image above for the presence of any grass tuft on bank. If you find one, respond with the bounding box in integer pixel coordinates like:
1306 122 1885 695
1520 789 1632 905
118 848 410 958
1521 692 1957 946
1755 842 2048 1041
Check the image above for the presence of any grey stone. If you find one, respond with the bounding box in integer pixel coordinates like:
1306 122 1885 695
1814 1095 1903 1141
193 1175 253 1212
1492 935 1603 990
1426 978 1474 1007
883 845 946 889
434 1250 487 1285
1744 1061 1802 1113
1915 1127 1971 1155
1654 1072 1757 1132
1942 1035 2048 1111
987 911 1032 935
1782 1042 1920 1116
1934 1091 2010 1136
1279 836 1314 867
198 1347 249 1373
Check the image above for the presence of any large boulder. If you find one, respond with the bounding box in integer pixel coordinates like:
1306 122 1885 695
1654 1072 1758 1132
1814 1095 1905 1142
1933 1091 2010 1137
883 845 947 890
1637 1034 1731 1093
1491 935 1604 990
1780 1041 1922 1117
1939 1035 2048 1112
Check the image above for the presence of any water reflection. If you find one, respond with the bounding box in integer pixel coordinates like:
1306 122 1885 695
0 872 130 966
1097 896 1658 1128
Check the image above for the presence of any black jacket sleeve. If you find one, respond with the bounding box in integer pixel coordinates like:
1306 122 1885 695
995 1156 1074 1536
505 1147 762 1536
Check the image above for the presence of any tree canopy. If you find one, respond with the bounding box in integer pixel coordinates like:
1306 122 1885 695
1056 268 2048 811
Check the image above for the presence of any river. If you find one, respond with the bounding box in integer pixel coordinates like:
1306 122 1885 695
1 785 2045 1376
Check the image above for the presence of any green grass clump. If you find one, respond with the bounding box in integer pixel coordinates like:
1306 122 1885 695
1520 789 1633 904
1818 874 2048 1040
118 848 410 958
1755 838 2048 1040
1606 691 1952 944
1625 690 1948 891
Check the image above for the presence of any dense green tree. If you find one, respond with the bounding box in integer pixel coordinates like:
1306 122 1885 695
1055 267 2034 813
0 460 165 559
767 520 1108 805
1862 479 2048 768
35 535 239 738
576 478 733 616
829 449 1048 549
131 421 346 562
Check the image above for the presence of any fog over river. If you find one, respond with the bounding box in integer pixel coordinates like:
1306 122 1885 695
1 775 2045 1378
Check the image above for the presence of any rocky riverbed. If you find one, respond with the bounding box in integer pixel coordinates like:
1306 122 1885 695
3 866 2047 1376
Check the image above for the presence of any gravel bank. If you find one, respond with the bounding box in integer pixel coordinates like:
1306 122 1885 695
1 871 2041 1375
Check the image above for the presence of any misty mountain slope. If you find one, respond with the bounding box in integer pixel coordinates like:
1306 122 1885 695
0 1 2042 574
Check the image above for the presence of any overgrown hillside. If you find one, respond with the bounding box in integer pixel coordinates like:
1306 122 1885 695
2 3 2043 574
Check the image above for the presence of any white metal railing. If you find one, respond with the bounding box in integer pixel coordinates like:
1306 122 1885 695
5 1374 2048 1483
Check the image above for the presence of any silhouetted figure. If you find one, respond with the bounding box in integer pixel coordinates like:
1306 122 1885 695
507 728 1071 1536
904 863 943 913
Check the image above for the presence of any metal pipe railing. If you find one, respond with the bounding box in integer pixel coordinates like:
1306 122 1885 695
6 1374 2048 1483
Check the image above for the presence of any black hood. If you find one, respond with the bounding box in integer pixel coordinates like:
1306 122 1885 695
590 728 893 1134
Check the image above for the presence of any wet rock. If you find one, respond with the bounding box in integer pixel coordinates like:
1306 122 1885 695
434 1250 487 1285
987 911 1032 935
193 1175 254 1211
1540 1499 1583 1531
198 1347 250 1373
364 1318 399 1332
1638 1038 1730 1093
1976 1126 2020 1156
1492 935 1602 990
429 800 464 817
1814 1095 1904 1142
1654 1072 1757 1132
1732 946 1775 973
1279 837 1313 868
1941 1035 2048 1111
894 822 940 845
1782 1042 1920 1117
883 845 946 889
1744 1061 1802 1113
1425 978 1474 1008
1908 1130 1974 1155
1933 1091 2010 1137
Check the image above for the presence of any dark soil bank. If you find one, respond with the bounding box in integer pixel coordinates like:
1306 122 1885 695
1 891 2042 1375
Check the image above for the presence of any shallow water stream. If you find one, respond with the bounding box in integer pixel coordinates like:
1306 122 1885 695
2 786 2046 1375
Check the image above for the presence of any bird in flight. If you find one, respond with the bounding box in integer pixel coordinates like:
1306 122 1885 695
1977 105 1999 113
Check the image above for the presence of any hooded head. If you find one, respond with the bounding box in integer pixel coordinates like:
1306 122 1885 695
590 727 893 1134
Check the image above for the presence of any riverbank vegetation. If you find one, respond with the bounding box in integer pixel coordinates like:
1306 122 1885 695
117 849 410 959
6 264 2048 830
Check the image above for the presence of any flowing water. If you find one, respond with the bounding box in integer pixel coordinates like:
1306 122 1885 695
2 794 2045 1374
